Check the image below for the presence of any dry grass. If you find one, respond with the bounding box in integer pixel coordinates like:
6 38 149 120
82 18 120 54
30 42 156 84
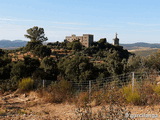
122 84 141 105
73 81 160 107
75 92 89 107
37 80 73 103
129 47 159 56
75 104 131 120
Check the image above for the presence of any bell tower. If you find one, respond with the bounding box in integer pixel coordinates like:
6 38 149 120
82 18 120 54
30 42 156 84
113 33 119 46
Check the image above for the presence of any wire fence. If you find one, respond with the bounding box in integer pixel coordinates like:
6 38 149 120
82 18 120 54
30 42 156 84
0 71 160 93
66 72 160 92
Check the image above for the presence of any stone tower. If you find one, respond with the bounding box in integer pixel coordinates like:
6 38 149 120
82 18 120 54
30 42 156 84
113 33 119 46
65 34 93 47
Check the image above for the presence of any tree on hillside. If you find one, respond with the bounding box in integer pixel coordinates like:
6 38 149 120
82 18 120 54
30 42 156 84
104 50 125 75
98 38 107 44
24 26 48 43
40 56 58 80
0 57 12 80
24 56 40 76
0 64 11 80
67 40 82 51
144 51 160 71
0 49 5 57
32 45 51 58
10 62 27 81
24 26 48 51
58 55 95 82
0 57 11 68
25 41 42 51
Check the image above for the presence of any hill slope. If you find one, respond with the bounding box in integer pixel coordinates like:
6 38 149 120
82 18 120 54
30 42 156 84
121 42 160 50
0 40 27 49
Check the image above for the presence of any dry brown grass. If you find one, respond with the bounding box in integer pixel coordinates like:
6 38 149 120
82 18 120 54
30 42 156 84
9 51 36 61
37 80 73 104
75 92 89 107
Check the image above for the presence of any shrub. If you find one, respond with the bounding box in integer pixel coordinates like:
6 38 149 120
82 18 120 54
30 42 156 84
103 88 125 104
0 79 18 93
139 82 159 105
19 78 34 92
122 85 140 105
40 80 73 103
153 84 160 95
76 92 89 107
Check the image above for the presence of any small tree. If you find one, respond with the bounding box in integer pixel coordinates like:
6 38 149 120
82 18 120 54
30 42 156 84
58 55 94 82
10 62 27 81
33 45 51 58
40 56 58 80
25 41 42 51
24 56 40 76
24 26 48 43
0 49 5 57
67 40 82 51
24 26 48 52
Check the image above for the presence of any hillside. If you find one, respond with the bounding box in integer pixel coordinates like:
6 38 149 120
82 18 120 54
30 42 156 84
128 47 159 56
0 40 27 49
121 42 160 50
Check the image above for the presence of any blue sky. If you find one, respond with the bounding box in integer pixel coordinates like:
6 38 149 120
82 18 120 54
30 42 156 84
0 0 160 43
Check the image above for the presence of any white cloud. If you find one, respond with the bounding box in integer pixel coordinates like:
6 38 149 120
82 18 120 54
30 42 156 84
0 17 89 27
0 17 36 22
51 26 80 30
51 21 89 25
127 22 160 27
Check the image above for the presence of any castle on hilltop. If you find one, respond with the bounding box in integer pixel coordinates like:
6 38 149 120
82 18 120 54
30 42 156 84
65 33 119 47
65 34 94 47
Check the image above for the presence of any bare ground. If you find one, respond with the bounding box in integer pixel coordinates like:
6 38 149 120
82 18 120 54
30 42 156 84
0 91 160 120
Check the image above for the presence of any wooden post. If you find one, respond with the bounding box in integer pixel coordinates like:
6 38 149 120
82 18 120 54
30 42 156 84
132 72 135 93
89 81 92 103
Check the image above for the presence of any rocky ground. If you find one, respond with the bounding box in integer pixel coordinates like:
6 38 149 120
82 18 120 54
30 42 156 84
0 91 77 120
0 91 160 120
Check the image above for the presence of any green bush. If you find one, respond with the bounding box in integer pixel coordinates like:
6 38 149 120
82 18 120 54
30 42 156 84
153 84 160 95
122 85 140 105
19 78 34 92
0 79 18 93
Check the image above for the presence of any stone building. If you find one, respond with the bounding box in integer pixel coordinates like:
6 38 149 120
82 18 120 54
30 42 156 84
65 34 94 47
113 33 119 46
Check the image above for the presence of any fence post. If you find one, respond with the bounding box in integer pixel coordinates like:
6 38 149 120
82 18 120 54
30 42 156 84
89 80 92 102
132 72 135 93
43 79 45 88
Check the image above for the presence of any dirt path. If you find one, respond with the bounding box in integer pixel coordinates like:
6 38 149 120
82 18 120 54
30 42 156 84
0 92 160 120
0 92 77 120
